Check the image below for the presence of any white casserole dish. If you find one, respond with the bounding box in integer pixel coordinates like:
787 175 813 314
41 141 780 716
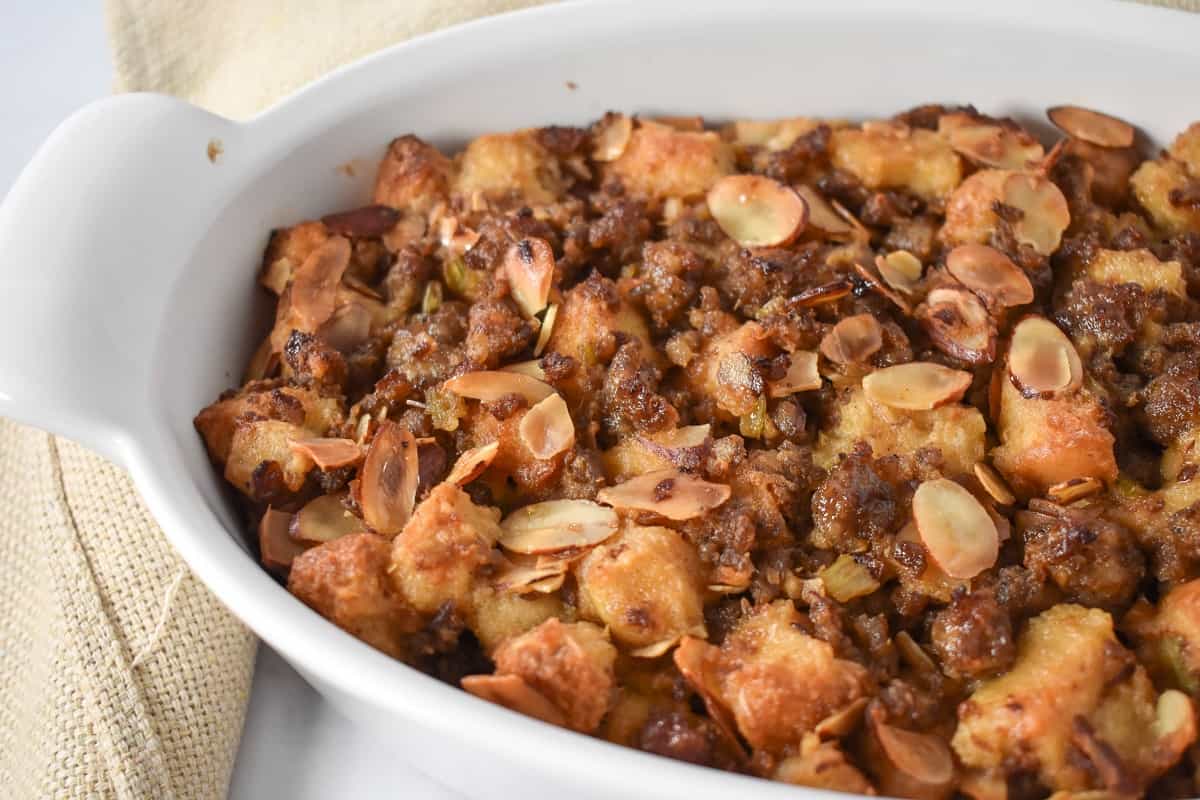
2 1 1199 796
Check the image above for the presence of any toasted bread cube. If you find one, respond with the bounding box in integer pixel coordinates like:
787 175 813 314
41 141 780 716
195 384 341 467
452 130 564 206
545 273 656 403
600 438 673 482
1127 579 1200 694
373 134 453 214
459 402 567 496
1131 158 1200 235
288 533 420 659
830 126 962 200
389 483 501 616
224 420 315 496
953 604 1194 793
261 221 329 294
685 321 776 418
815 386 986 478
725 117 828 151
469 587 566 654
1086 248 1186 297
490 618 617 732
700 600 869 754
1168 122 1200 175
939 168 1009 247
577 525 706 649
774 740 875 795
991 378 1117 496
605 123 734 200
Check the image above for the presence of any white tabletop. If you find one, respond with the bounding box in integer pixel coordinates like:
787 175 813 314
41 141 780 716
0 4 458 797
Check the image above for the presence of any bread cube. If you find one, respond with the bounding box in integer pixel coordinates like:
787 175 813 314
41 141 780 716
490 618 617 732
452 130 564 206
605 123 734 200
289 532 420 659
830 125 962 200
991 377 1117 496
389 483 501 615
577 525 706 649
953 604 1194 794
815 386 986 478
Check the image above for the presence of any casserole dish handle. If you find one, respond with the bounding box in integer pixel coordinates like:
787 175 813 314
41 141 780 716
0 94 237 466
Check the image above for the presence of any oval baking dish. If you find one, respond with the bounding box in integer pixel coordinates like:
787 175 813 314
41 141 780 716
2 1 1200 797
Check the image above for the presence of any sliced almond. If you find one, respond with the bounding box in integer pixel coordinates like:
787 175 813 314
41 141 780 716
917 287 997 365
795 185 853 237
639 424 713 472
912 478 999 579
987 504 1011 544
706 174 808 248
945 244 1034 309
1046 476 1104 505
1047 105 1135 149
592 112 633 162
321 204 401 238
1007 316 1083 397
974 462 1016 506
813 697 869 740
853 261 912 313
518 393 575 460
244 336 281 382
630 636 684 659
943 120 1045 170
461 674 567 727
287 437 363 470
259 507 309 573
444 370 556 404
290 493 363 543
260 257 294 296
499 360 547 380
1153 690 1197 756
504 237 555 318
708 582 751 595
673 637 746 761
793 278 853 308
533 303 558 357
1001 173 1071 256
820 314 883 365
894 631 938 674
360 422 419 537
651 115 705 132
873 718 955 787
876 251 923 295
597 469 731 521
498 499 619 555
318 301 373 354
291 236 352 330
492 554 569 594
768 351 822 397
445 441 500 486
526 573 567 594
862 362 972 411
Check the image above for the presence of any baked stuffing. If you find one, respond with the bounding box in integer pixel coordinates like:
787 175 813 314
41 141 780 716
196 104 1200 797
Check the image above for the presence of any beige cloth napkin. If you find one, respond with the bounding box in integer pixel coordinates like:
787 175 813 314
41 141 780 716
1 3 544 800
2 0 1194 798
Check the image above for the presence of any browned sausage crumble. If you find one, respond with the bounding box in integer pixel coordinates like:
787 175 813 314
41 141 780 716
196 106 1200 798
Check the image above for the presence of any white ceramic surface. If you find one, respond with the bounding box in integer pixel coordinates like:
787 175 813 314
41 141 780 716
2 1 1199 797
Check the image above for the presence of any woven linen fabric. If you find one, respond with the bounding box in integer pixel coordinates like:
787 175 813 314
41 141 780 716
1 0 1192 798
0 420 256 800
